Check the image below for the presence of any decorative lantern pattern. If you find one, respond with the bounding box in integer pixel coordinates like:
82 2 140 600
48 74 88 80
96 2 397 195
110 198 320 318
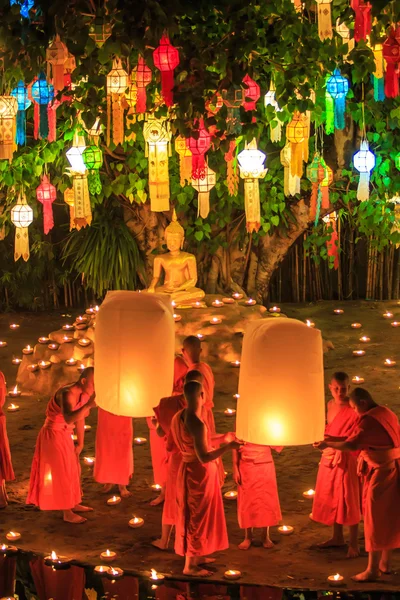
383 27 400 99
326 69 349 132
64 188 76 231
31 72 54 140
306 153 328 223
67 132 92 228
135 56 152 114
191 164 216 219
353 140 375 201
88 17 112 48
323 211 339 269
11 81 31 146
83 145 103 194
11 193 33 261
242 74 260 112
36 174 57 234
316 0 333 41
125 71 138 142
0 96 18 162
187 119 211 180
280 143 301 197
66 132 87 173
264 81 282 142
46 35 68 93
224 140 239 196
237 139 267 233
143 116 171 212
153 35 180 107
371 43 385 101
175 136 192 187
351 0 372 43
286 111 309 177
106 58 129 146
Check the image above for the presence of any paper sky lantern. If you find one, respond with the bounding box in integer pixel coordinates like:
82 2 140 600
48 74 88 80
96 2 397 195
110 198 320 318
36 175 56 234
351 0 371 43
31 72 54 140
187 119 211 180
286 112 309 178
83 145 103 194
143 116 171 212
236 318 325 446
242 74 260 112
153 35 179 107
46 35 68 93
95 291 175 417
192 164 216 218
383 28 400 99
316 0 333 41
280 143 301 197
11 81 31 146
11 193 33 261
238 139 267 233
264 81 282 142
326 69 349 132
106 58 129 146
88 17 112 47
0 96 18 162
175 136 192 187
353 140 375 201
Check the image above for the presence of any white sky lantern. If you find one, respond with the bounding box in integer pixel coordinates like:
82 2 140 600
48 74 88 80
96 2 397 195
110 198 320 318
95 291 175 417
237 139 267 234
236 318 325 446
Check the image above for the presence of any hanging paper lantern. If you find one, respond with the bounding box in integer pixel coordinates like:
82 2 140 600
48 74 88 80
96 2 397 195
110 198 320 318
153 35 179 107
143 116 171 212
291 0 302 13
64 188 76 231
46 35 68 93
66 132 87 173
326 69 349 132
87 117 103 145
264 81 282 142
280 143 301 197
383 28 400 99
191 165 216 219
205 93 223 117
175 136 192 187
36 175 57 235
0 96 18 162
88 17 112 48
83 145 103 194
306 153 327 224
11 193 33 261
237 139 267 233
371 43 385 101
31 72 54 140
351 0 372 43
320 162 333 209
106 58 128 146
323 212 339 269
187 119 211 180
135 56 152 114
353 140 375 201
72 174 92 229
335 19 355 59
11 81 31 146
286 112 309 178
10 0 34 18
222 86 244 135
316 0 333 41
242 74 260 112
224 140 239 197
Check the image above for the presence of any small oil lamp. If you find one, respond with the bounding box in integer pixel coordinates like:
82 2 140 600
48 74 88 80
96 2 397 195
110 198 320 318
129 516 144 528
278 525 294 535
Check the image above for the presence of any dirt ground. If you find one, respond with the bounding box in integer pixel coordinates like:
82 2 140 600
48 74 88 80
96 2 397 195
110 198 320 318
1 300 400 593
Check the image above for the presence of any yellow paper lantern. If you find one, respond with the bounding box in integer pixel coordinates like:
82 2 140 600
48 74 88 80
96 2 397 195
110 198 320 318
286 112 309 178
237 139 267 233
0 96 18 162
106 58 129 147
143 116 171 212
95 291 175 417
191 164 216 218
236 318 325 446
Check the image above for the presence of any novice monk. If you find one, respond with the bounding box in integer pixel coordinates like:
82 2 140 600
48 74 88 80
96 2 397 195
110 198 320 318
233 442 282 550
312 371 361 558
171 380 243 577
27 368 96 523
94 408 133 497
315 388 400 582
0 371 15 508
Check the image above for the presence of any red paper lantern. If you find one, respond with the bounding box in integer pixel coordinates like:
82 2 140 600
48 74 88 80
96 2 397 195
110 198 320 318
153 35 179 107
351 0 371 42
36 174 57 234
383 27 400 99
135 56 152 113
242 74 260 111
187 119 211 180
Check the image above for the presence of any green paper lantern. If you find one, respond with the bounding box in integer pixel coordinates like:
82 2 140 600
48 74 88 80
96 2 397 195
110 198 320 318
83 145 103 195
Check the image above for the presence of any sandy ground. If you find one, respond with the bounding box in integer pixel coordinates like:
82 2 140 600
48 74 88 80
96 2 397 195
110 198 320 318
1 300 400 593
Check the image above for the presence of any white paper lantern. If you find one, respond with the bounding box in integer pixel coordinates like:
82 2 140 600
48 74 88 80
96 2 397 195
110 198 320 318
11 194 33 262
236 318 325 446
353 140 375 202
94 291 175 417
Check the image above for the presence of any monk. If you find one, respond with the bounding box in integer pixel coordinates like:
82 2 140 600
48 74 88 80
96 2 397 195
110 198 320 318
94 408 133 497
171 380 243 576
315 387 400 581
312 371 361 558
233 442 282 550
27 367 96 523
0 371 15 509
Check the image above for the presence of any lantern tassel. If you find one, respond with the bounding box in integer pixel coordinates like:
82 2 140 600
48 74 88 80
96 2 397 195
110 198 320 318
192 155 207 181
33 102 39 140
317 3 333 40
16 110 26 145
384 63 399 99
107 94 111 147
327 222 339 270
325 93 334 134
373 76 385 102
42 203 54 235
198 192 210 219
314 187 322 227
270 120 282 143
39 103 49 139
290 143 304 178
160 71 174 107
334 95 346 130
244 179 261 233
14 227 30 262
136 87 146 113
357 172 370 201
47 101 57 143
112 95 124 146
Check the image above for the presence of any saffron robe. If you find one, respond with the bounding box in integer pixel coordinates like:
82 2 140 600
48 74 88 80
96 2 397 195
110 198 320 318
312 401 361 526
347 405 400 552
0 372 15 482
237 443 282 529
26 391 86 510
94 407 133 486
171 409 229 557
147 416 168 487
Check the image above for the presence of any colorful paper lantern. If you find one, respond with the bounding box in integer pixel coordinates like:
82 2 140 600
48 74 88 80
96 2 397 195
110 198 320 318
125 72 138 142
11 81 31 146
135 56 152 114
316 0 333 41
383 27 400 99
10 0 34 18
11 193 33 261
224 140 239 197
72 174 92 229
236 318 325 446
320 162 333 209
83 145 103 194
106 58 129 146
323 211 339 269
66 132 87 174
237 139 267 233
280 143 301 197
326 69 349 132
46 35 69 93
371 43 385 101
191 164 216 219
351 0 372 43
95 291 175 418
286 112 309 177
306 153 327 224
64 188 76 231
264 81 282 142
222 86 244 135
353 140 375 201
0 96 18 162
187 119 211 180
36 175 56 234
31 72 54 140
88 17 112 48
175 136 192 187
153 35 179 107
242 74 260 112
143 116 171 212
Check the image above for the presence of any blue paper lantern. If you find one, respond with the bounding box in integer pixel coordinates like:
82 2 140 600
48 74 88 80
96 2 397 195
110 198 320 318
10 0 34 19
326 68 349 131
31 72 54 140
11 81 31 146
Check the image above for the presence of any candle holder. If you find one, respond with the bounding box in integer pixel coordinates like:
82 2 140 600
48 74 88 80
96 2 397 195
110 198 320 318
269 306 280 313
27 364 39 373
22 346 33 355
222 297 235 304
224 569 242 580
351 323 362 329
352 376 365 384
149 569 165 581
0 341 8 348
38 337 50 344
359 336 370 343
8 386 21 398
391 321 400 328
173 313 182 322
77 364 86 373
62 324 74 331
210 317 222 325
134 437 147 445
192 301 203 308
383 312 393 319
86 308 95 315
9 324 20 330
333 309 344 314
78 338 91 347
94 565 109 576
83 457 95 465
305 320 315 328
327 574 345 587
278 525 294 536
224 490 238 500
11 358 22 366
62 336 74 344
212 300 224 308
151 483 162 492
84 424 91 431
384 359 396 367
38 361 52 370
302 489 315 499
232 293 243 300
233 393 240 400
224 408 236 416
352 350 365 357
7 404 20 413
6 532 21 542
65 358 77 366
245 298 256 306
44 552 70 569
0 544 18 556
230 360 240 368
100 549 116 562
107 496 121 506
107 567 124 579
48 343 59 350
129 516 144 529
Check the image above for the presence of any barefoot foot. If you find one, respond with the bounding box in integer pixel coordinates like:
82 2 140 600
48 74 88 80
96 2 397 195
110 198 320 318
183 567 212 577
317 537 346 549
102 484 113 494
63 512 87 524
238 539 252 550
263 538 274 549
73 504 93 513
351 570 381 582
150 494 165 506
119 486 132 498
379 562 392 575
347 546 360 559
197 558 216 565
151 539 168 551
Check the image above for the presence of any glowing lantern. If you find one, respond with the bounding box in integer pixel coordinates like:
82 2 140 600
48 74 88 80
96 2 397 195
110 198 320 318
370 42 385 101
36 175 57 234
224 140 239 196
64 188 76 231
351 0 371 42
175 136 192 187
264 81 282 142
280 143 301 197
320 162 333 208
242 74 260 112
383 28 400 99
286 112 309 177
11 193 33 261
66 132 86 173
83 145 103 194
67 132 92 228
236 318 325 446
326 69 349 132
316 0 333 41
46 35 68 93
187 119 211 180
306 153 327 223
87 117 103 145
0 96 18 162
135 56 152 114
153 35 180 107
31 72 54 140
10 0 34 18
237 139 267 233
143 116 171 212
353 140 375 201
323 211 339 269
222 86 244 135
106 58 129 147
191 165 216 219
88 17 112 48
95 291 175 417
11 81 31 146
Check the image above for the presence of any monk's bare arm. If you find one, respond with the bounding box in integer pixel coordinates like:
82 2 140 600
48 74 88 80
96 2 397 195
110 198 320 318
60 389 95 424
232 449 241 484
189 416 238 463
315 439 359 452
75 418 85 456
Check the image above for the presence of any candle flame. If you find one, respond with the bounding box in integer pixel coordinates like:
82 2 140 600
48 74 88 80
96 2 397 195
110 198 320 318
51 551 58 560
1 544 6 550
333 574 341 580
99 566 105 572
110 568 118 575
40 361 46 366
282 526 289 531
95 306 99 311
26 345 31 350
111 496 117 501
9 532 16 537
150 569 159 580
305 489 314 495
234 393 240 399
10 404 16 409
105 549 111 556
80 364 85 369
13 385 18 393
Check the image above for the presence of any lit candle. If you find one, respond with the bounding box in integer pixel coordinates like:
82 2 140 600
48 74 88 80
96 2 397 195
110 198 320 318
384 358 396 367
94 565 108 575
351 323 362 329
9 324 20 330
352 350 365 357
212 299 224 307
84 424 91 431
150 569 165 581
22 345 33 355
173 313 182 322
192 301 202 308
95 305 99 312
333 309 344 314
327 573 345 586
38 337 50 344
107 495 121 506
196 333 204 340
233 393 240 400
224 490 238 500
391 321 400 328
44 551 68 567
62 324 74 331
77 363 86 372
359 336 370 343
65 358 77 366
48 343 59 350
151 483 162 492
224 569 242 580
84 457 95 465
129 516 144 528
27 364 39 372
302 489 315 498
232 293 243 300
39 360 51 369
305 320 315 328
76 316 84 322
210 317 222 324
0 543 17 555
62 336 73 343
352 376 365 384
224 408 236 416
6 531 21 542
171 301 176 308
0 341 8 348
86 307 95 315
107 567 124 579
230 360 240 368
222 297 235 304
100 549 116 561
7 403 19 412
71 434 78 441
383 312 393 319
278 525 294 535
245 298 256 306
9 385 21 398
78 338 91 347
269 306 280 313
11 358 21 365
134 437 147 445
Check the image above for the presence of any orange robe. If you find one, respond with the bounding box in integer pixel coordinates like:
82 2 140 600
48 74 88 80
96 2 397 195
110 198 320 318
312 401 361 526
26 392 85 510
147 416 168 487
237 443 282 529
0 372 14 482
0 555 16 598
347 405 400 551
171 409 229 557
94 407 133 486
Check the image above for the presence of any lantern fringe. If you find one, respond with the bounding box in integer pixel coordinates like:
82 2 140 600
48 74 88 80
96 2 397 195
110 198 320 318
88 172 102 195
270 120 282 142
317 2 333 41
14 228 30 262
33 102 39 140
179 156 192 186
327 222 339 270
225 140 239 196
357 172 370 201
16 110 26 145
47 101 58 142
290 143 304 178
385 63 399 99
334 94 346 130
325 92 334 134
314 187 322 226
198 192 210 219
373 76 385 102
160 71 174 107
111 95 124 146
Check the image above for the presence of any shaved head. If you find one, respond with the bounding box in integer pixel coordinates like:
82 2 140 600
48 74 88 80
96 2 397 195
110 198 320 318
182 335 201 363
185 369 204 384
184 380 203 407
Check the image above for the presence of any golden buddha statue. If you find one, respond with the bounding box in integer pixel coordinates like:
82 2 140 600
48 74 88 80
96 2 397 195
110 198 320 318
147 210 205 307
